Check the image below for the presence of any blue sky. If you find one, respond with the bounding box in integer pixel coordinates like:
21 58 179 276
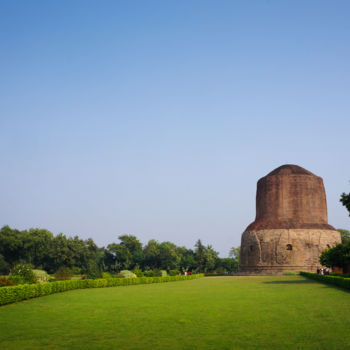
1 1 349 256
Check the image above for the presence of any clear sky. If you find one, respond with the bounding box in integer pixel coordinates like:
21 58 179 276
1 1 349 256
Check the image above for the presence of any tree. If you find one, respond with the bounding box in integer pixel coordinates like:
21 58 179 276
203 245 219 272
143 240 161 269
219 258 239 272
340 186 350 216
229 247 240 259
320 243 350 269
105 243 133 271
178 247 196 272
0 226 23 267
194 239 205 272
118 235 143 268
338 229 350 244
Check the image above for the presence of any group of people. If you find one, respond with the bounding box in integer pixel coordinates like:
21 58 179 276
317 267 330 275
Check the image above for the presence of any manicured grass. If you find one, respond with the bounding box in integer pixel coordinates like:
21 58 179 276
0 276 349 349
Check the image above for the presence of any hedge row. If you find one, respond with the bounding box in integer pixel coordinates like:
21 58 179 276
300 271 350 290
0 274 204 306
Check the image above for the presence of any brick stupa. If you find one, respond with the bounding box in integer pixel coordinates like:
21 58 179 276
240 164 341 274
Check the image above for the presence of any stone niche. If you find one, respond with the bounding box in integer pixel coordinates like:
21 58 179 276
240 164 341 274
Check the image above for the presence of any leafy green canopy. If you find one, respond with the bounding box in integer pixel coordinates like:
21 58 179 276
0 226 239 275
340 186 350 216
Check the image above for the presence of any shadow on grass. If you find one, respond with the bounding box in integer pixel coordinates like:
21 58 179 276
263 279 350 293
263 280 316 285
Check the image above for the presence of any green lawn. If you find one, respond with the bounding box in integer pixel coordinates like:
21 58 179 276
0 276 349 350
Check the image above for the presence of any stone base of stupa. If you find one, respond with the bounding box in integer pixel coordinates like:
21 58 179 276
240 229 341 274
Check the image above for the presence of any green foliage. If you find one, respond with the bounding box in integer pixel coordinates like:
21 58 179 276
0 274 204 306
116 270 137 278
300 271 350 290
0 254 10 275
102 272 113 279
143 270 155 277
0 276 14 287
55 266 72 281
132 268 144 277
86 263 102 279
338 229 350 244
219 258 239 272
340 188 350 216
329 272 350 278
320 242 350 268
33 270 50 283
0 225 234 277
168 269 180 276
9 264 37 284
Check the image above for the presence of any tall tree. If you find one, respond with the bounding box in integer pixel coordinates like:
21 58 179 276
143 239 161 269
203 245 219 272
194 239 205 272
340 187 350 216
338 229 350 244
118 234 143 267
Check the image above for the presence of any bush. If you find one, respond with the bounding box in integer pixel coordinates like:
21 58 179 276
169 269 180 276
0 276 14 287
133 268 144 277
329 272 350 278
0 255 10 275
102 272 113 279
9 264 37 284
161 270 167 277
55 267 72 281
86 265 102 280
300 271 350 290
33 270 50 283
116 270 137 278
153 269 162 277
0 274 204 306
143 270 155 277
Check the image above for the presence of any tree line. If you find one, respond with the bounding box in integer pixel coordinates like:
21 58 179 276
0 226 240 275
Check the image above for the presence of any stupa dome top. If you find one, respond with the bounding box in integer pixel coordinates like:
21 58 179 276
266 164 314 177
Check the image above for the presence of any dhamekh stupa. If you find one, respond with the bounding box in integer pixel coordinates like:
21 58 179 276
240 164 341 274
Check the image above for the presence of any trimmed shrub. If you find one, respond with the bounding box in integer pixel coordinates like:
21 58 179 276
300 271 350 290
0 274 204 306
161 270 167 277
329 272 350 278
33 270 50 283
116 270 137 278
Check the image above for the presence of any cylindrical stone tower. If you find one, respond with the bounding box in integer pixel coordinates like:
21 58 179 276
240 164 341 274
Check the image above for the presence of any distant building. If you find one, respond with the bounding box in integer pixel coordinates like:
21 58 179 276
240 164 341 274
